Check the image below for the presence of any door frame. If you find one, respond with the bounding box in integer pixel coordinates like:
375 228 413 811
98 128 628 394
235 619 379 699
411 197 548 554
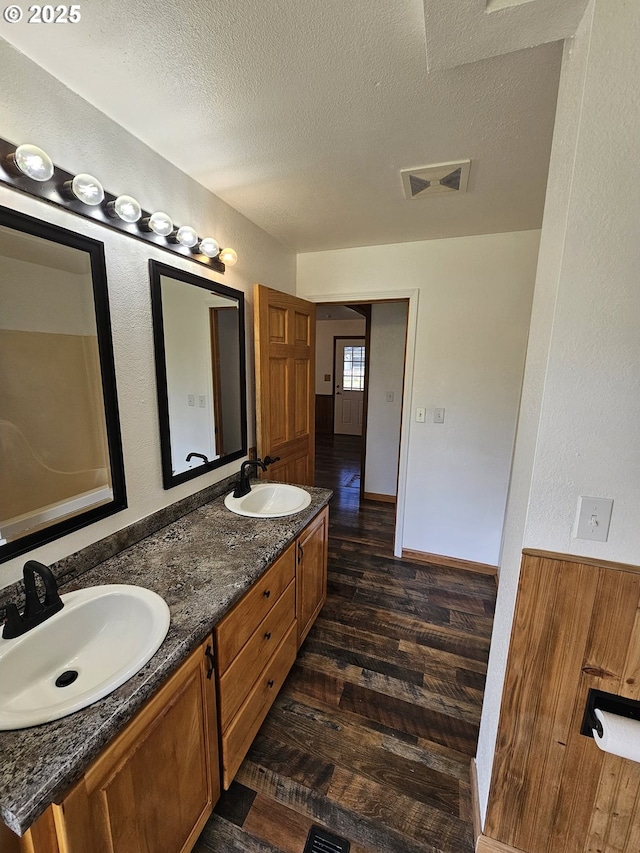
307 289 418 557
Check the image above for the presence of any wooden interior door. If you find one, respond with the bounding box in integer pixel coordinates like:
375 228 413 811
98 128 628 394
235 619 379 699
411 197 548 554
254 285 316 486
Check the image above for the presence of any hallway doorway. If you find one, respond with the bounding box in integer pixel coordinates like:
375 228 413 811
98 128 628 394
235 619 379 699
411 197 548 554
314 300 408 529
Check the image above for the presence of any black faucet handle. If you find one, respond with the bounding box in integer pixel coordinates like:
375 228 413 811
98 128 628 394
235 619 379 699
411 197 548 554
263 455 281 467
1 603 24 640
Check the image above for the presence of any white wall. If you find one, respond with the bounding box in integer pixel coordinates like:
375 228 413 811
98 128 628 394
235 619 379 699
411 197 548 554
0 257 95 336
297 229 539 565
0 44 295 589
364 302 407 497
315 318 366 394
476 0 640 823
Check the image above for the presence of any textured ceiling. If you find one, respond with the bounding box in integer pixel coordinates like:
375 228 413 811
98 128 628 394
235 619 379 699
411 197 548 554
1 0 578 252
423 0 589 69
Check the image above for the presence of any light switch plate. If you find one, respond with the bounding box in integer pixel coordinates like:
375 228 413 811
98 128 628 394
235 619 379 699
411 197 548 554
575 496 613 542
416 407 426 423
434 408 445 424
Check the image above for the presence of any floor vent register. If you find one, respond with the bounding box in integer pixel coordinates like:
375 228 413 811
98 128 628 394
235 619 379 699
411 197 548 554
303 824 351 853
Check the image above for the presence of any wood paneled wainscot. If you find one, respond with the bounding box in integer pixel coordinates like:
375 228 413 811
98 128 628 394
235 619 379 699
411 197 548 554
481 550 640 853
1 638 220 853
215 506 328 788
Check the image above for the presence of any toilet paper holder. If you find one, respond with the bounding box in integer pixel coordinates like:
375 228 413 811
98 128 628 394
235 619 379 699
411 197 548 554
580 688 640 738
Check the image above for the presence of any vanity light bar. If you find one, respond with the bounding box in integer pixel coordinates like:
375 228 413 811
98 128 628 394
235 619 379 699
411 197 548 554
0 138 238 273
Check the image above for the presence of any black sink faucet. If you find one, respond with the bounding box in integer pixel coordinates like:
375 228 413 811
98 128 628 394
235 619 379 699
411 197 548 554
2 561 64 639
233 458 268 499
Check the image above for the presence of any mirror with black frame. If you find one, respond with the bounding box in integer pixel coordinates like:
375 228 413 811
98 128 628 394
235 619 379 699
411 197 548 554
0 205 127 562
149 260 247 489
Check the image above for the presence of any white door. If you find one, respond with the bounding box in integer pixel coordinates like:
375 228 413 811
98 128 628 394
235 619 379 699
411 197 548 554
334 338 365 436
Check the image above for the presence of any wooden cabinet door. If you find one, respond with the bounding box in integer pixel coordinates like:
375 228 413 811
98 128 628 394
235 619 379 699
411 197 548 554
296 507 328 646
254 284 315 486
53 639 219 853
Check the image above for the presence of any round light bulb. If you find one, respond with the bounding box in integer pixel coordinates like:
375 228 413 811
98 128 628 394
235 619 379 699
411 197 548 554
67 173 104 206
145 211 173 237
219 247 238 266
11 144 54 181
107 194 142 223
175 225 198 248
199 237 220 258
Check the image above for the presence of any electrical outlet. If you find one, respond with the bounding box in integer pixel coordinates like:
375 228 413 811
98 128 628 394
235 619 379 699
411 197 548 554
575 496 613 542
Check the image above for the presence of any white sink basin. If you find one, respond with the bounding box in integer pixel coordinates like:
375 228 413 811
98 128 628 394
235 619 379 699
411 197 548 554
224 482 311 518
0 584 170 730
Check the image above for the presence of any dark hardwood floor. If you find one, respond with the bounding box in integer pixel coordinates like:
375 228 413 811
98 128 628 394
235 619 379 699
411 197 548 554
195 434 496 853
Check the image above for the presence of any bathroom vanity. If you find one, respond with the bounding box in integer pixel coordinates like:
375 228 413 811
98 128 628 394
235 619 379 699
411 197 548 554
0 484 330 852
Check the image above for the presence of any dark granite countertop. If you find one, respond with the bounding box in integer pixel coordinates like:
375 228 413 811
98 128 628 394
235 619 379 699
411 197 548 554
0 483 331 836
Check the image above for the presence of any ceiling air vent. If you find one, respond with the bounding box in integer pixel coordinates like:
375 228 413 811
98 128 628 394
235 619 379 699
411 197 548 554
401 160 470 200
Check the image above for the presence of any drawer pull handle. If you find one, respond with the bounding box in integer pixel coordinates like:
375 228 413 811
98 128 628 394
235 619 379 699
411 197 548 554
267 679 275 688
264 631 272 640
205 644 215 680
298 542 304 562
263 589 271 598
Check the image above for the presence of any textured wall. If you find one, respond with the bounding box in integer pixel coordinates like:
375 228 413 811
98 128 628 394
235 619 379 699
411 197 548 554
297 229 539 565
315 318 366 395
476 0 640 824
0 45 295 588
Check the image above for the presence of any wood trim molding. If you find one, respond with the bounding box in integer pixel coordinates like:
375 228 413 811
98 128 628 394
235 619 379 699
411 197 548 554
470 758 482 847
470 760 526 853
471 758 524 852
402 549 498 578
522 548 640 575
363 492 396 504
476 835 524 853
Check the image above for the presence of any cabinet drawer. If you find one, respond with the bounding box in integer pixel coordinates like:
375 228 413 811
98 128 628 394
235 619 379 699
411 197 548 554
215 542 295 674
221 621 297 788
218 580 295 731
